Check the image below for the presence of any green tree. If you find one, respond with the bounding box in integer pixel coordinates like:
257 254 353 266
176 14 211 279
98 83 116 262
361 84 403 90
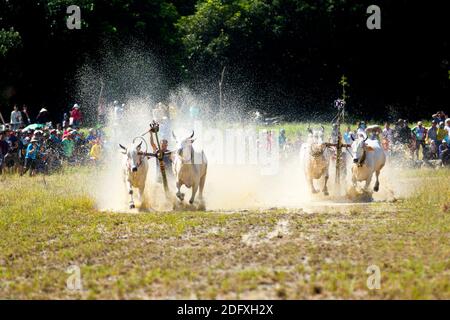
0 28 22 57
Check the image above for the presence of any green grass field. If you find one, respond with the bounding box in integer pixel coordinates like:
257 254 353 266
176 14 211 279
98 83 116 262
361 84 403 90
0 166 449 299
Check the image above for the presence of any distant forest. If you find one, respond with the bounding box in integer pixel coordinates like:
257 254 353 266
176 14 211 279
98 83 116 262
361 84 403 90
0 0 449 122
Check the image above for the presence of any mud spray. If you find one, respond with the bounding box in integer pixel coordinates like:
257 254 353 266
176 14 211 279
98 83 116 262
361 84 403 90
77 48 414 213
92 97 313 212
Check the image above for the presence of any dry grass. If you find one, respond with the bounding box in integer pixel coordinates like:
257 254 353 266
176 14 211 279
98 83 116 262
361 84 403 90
0 167 449 299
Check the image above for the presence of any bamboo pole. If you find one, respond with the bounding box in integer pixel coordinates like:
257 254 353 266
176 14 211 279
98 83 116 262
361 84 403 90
335 76 349 187
335 112 342 186
150 121 170 198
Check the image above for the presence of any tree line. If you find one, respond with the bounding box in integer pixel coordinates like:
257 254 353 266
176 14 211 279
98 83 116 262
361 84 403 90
0 0 448 121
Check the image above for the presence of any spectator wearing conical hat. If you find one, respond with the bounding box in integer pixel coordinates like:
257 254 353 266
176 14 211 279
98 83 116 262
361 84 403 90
21 137 39 176
70 104 83 128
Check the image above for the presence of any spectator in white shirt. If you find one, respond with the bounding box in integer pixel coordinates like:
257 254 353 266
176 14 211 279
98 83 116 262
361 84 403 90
445 118 450 136
10 105 23 130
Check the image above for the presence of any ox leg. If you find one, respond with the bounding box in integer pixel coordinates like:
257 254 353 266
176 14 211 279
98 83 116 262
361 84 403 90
322 174 329 196
309 178 318 194
138 186 145 205
126 180 135 209
364 175 372 191
373 170 380 192
351 168 357 188
189 184 198 205
198 174 206 203
176 182 185 201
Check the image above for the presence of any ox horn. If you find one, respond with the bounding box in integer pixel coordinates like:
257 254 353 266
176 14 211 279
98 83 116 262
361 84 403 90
364 135 368 142
189 130 194 139
137 141 143 149
320 125 325 132
119 144 126 150
172 131 177 141
351 134 355 141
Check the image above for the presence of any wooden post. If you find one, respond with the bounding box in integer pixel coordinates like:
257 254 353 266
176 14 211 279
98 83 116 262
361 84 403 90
340 75 348 101
335 116 342 186
334 99 346 187
335 76 349 188
150 122 170 198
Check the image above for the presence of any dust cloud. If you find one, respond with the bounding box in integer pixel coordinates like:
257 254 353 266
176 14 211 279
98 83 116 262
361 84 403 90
90 97 414 213
92 97 313 212
76 49 414 213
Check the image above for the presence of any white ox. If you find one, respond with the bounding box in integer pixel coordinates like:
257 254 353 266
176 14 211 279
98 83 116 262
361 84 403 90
119 141 149 209
172 131 207 205
350 136 386 191
300 126 331 195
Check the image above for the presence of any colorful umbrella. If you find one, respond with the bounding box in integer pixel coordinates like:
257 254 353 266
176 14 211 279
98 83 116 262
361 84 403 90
22 123 45 131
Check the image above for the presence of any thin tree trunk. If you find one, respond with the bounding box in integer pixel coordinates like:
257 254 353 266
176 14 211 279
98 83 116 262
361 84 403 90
219 66 226 111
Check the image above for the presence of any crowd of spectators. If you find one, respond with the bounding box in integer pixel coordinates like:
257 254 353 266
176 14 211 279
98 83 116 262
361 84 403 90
0 104 104 176
379 111 450 164
277 110 450 167
1 102 449 176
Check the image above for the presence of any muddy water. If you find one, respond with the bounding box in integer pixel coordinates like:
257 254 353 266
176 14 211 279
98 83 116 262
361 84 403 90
95 157 418 214
90 100 418 214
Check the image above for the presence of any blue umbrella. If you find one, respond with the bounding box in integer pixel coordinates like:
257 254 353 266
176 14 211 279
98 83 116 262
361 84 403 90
22 123 45 131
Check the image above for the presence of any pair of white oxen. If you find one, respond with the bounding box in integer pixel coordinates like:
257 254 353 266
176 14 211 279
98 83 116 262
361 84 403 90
300 127 386 195
119 131 207 209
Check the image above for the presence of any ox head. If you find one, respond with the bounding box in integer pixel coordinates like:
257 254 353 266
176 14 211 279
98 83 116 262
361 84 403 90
351 135 373 166
119 141 143 172
172 130 195 162
307 125 325 144
310 143 328 158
